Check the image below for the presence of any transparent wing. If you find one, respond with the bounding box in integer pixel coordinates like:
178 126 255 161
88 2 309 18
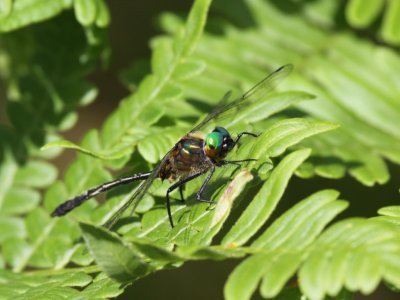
104 150 172 229
190 64 293 133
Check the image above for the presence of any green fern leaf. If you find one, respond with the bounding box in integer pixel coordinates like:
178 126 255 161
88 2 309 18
222 148 311 247
224 189 348 300
346 0 400 45
0 269 123 299
346 0 384 28
299 218 400 299
0 0 69 32
80 223 154 283
373 205 400 228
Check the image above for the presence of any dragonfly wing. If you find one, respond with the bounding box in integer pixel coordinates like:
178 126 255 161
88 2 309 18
189 90 232 133
104 150 172 229
190 64 293 133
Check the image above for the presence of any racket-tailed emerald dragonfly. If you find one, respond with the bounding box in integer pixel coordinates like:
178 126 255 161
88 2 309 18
51 64 293 228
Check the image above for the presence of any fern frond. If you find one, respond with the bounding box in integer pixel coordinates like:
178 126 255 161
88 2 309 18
299 218 400 299
0 269 123 299
225 189 348 300
0 0 110 32
346 0 400 45
174 0 400 186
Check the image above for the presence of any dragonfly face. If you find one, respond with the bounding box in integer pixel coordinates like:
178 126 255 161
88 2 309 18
204 127 234 163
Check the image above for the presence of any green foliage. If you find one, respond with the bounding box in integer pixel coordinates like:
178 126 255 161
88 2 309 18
0 0 111 297
0 269 123 299
1 0 400 300
0 0 70 32
299 218 400 299
224 189 348 300
346 0 400 45
41 139 132 160
80 223 154 283
0 0 109 32
221 148 312 247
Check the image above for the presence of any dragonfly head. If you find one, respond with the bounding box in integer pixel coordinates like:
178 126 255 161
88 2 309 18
204 127 234 162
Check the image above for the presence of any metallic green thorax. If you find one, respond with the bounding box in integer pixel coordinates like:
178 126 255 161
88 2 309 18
160 136 206 180
178 139 203 167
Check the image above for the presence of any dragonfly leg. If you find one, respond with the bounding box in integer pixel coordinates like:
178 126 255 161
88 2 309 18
232 132 259 148
166 172 204 227
219 158 257 167
51 172 151 217
179 184 185 203
196 165 216 203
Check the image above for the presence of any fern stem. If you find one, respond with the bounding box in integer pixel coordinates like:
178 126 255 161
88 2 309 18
23 265 101 276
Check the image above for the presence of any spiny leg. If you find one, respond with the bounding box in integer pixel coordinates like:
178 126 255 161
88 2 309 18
222 130 259 169
195 159 255 204
179 184 185 203
219 158 258 167
166 172 204 227
51 172 151 217
196 165 216 203
232 131 259 148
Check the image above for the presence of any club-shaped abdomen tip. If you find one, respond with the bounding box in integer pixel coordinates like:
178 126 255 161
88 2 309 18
51 200 73 217
51 206 62 217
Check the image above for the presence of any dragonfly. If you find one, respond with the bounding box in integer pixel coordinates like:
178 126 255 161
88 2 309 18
51 64 293 228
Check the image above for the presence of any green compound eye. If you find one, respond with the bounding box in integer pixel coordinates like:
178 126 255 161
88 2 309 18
205 132 222 150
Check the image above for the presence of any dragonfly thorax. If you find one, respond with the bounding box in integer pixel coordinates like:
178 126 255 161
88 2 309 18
204 127 234 162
